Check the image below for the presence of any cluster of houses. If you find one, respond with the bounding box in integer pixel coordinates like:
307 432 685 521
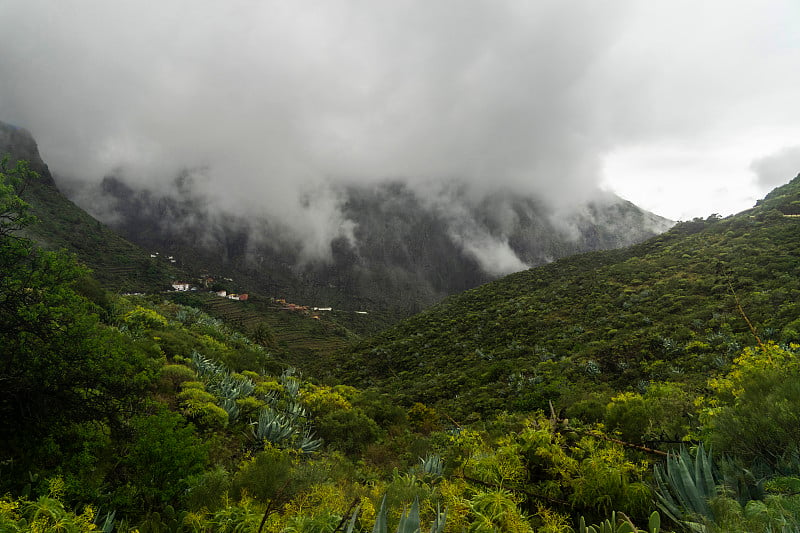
167 279 368 319
214 290 249 301
170 281 248 301
150 251 178 264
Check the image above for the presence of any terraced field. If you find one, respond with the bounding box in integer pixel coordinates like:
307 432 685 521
172 292 357 375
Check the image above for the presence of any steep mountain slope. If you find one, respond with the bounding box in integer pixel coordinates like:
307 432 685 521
333 174 800 418
63 171 671 316
0 120 180 292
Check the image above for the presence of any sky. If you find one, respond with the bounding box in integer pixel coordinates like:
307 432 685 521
1 0 800 227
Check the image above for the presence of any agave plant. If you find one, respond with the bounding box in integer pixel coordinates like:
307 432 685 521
191 352 257 423
298 429 324 454
260 389 281 406
345 496 446 533
654 443 719 531
280 372 301 398
97 510 115 533
419 453 444 478
221 373 256 398
578 511 661 533
192 350 223 378
220 397 240 422
252 407 295 445
210 372 255 417
282 400 307 422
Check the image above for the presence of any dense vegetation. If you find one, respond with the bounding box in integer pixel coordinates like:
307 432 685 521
2 158 800 532
20 172 181 293
334 175 800 421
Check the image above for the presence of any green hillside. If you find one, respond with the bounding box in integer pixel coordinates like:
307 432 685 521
21 176 184 292
5 153 800 532
1 120 180 292
334 174 800 419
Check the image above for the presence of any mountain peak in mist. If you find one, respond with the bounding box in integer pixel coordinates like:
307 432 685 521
0 120 55 186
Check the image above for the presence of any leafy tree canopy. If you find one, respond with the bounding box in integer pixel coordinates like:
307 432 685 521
0 159 161 487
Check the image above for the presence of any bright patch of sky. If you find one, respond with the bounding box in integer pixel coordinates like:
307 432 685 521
604 128 800 221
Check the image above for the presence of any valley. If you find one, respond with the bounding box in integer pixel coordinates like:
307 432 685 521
2 122 800 532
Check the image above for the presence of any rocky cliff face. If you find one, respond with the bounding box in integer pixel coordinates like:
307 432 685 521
0 120 55 186
85 173 672 314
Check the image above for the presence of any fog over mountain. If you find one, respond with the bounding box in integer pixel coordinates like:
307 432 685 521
84 168 671 314
1 115 670 317
2 1 800 262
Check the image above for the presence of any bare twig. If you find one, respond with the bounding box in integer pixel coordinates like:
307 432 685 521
728 280 765 350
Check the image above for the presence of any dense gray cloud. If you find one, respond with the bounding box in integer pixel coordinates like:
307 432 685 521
1 1 800 260
750 146 800 188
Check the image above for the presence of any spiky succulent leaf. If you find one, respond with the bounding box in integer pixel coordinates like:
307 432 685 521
345 504 361 533
428 503 446 533
396 498 420 533
372 496 388 533
420 454 444 477
298 429 323 454
253 407 294 444
648 510 660 533
654 444 718 530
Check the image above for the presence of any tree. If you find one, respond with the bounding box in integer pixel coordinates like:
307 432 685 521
0 159 160 488
0 157 37 238
118 409 209 510
704 343 800 467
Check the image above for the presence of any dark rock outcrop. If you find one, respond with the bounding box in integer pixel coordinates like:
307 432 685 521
0 120 55 186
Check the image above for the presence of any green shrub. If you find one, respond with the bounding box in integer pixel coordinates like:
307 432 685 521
178 388 229 429
178 387 217 405
183 466 232 512
123 306 169 330
605 383 694 444
705 344 800 467
781 319 800 343
149 328 196 360
230 446 293 502
119 410 209 510
236 396 264 418
181 380 206 390
160 364 197 392
316 409 381 455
